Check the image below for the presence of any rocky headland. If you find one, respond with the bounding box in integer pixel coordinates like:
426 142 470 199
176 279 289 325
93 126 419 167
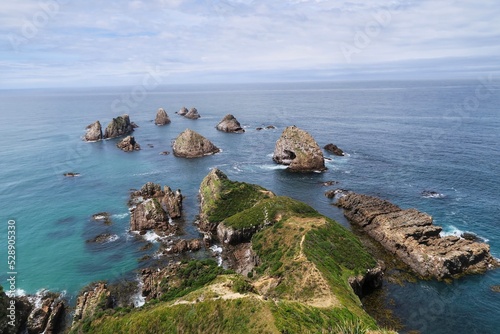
84 121 102 142
273 125 326 172
172 129 220 158
154 108 171 126
116 135 140 152
129 182 183 234
216 114 245 133
103 114 135 139
336 192 499 280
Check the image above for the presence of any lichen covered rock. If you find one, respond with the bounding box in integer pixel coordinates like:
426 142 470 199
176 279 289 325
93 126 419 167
103 114 134 139
172 129 219 158
273 126 326 172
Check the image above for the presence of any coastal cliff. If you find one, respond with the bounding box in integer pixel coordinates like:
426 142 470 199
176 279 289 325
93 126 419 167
336 192 499 279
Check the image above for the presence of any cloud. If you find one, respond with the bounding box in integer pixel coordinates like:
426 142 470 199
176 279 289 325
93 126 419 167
0 0 499 88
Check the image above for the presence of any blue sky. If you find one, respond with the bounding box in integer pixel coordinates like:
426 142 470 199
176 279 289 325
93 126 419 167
1 0 499 88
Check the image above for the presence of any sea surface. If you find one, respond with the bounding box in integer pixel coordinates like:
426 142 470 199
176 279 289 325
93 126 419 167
1 80 499 333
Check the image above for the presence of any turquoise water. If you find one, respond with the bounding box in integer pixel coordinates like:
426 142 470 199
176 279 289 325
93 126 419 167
1 81 499 333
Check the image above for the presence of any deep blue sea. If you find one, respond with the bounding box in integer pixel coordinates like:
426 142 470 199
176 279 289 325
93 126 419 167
1 80 499 333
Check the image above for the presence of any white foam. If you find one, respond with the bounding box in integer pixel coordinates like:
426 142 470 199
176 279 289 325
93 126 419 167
93 215 107 220
131 278 146 308
422 191 445 199
112 213 129 219
210 245 223 266
259 164 288 170
14 288 27 297
106 234 120 243
440 225 464 238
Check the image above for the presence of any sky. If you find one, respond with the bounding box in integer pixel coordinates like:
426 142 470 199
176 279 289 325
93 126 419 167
1 0 500 88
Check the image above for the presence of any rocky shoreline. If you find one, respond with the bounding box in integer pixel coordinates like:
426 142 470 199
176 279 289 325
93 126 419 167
336 192 499 280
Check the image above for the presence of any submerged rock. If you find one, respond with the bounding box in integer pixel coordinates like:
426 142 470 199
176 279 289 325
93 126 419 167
117 136 141 152
86 233 114 244
63 172 80 177
216 114 245 133
172 129 220 158
184 107 200 119
273 126 326 172
154 108 171 126
84 121 103 142
324 143 345 156
336 193 499 280
103 114 134 139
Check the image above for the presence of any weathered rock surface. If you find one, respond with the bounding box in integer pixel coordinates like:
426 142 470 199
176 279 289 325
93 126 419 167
86 233 114 244
273 126 326 172
155 108 171 125
27 293 65 334
165 239 203 254
216 114 245 133
177 106 188 116
337 193 499 279
184 107 200 119
103 114 134 139
172 129 220 158
116 136 141 152
348 262 385 298
216 223 263 245
84 121 103 141
324 143 345 156
73 283 112 325
129 182 183 233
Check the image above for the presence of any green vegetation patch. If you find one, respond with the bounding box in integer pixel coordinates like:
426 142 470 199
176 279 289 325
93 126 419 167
159 259 229 302
223 196 320 229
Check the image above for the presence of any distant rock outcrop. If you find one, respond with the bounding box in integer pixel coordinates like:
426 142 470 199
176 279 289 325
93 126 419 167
177 106 188 116
184 107 200 119
154 108 171 126
103 114 134 139
172 129 220 158
273 126 326 172
84 121 103 141
216 114 245 133
116 136 141 152
324 143 345 156
336 193 499 280
129 182 183 233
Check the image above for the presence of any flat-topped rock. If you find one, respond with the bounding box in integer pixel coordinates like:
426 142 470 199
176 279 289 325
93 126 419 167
273 126 326 172
154 108 171 125
103 114 134 139
172 129 219 158
216 114 244 133
84 121 103 141
336 192 499 279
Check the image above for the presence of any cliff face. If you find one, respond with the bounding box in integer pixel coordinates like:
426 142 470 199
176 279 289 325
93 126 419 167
336 193 499 279
84 121 103 141
155 108 171 126
273 126 326 172
172 129 219 158
103 114 134 139
216 114 245 133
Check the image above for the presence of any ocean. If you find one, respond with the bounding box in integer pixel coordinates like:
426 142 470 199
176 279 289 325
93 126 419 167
1 80 499 333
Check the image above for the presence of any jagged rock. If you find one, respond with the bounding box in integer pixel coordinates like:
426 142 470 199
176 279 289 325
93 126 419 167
103 114 134 139
256 127 263 131
177 106 188 116
92 212 112 225
321 180 337 186
348 262 385 298
337 193 499 280
216 223 263 245
184 107 200 119
162 186 183 219
172 129 220 158
24 291 66 334
324 143 345 156
117 136 141 152
129 182 182 233
84 121 103 141
273 126 326 172
491 285 500 293
155 108 171 126
165 239 203 254
73 283 112 324
216 114 245 133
